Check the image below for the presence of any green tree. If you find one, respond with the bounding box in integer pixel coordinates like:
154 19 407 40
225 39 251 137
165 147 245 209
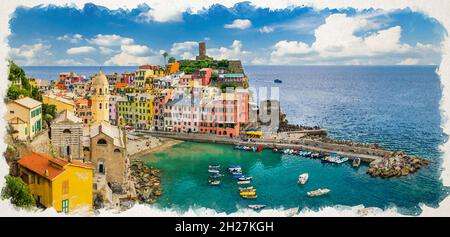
168 56 176 63
42 104 57 118
1 175 36 208
8 60 25 82
7 85 30 100
162 51 168 64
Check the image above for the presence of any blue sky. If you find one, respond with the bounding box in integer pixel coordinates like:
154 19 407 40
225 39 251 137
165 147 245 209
8 2 447 66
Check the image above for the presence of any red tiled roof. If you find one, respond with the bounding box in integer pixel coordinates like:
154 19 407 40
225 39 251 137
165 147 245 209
18 152 67 180
17 152 94 181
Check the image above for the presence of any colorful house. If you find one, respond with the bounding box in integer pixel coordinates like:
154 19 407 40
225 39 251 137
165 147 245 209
73 98 92 125
6 96 43 140
42 93 75 113
192 68 213 86
17 152 94 213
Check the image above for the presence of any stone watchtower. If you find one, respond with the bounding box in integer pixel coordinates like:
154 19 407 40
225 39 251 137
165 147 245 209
196 42 212 60
90 70 110 123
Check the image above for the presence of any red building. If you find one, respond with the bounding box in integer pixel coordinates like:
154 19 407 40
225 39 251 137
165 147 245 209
192 68 212 86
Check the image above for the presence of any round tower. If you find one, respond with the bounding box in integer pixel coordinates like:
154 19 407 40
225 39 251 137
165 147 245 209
90 70 110 123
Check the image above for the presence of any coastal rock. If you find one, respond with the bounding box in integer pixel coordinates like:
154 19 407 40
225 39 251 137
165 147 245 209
130 160 162 204
367 155 428 178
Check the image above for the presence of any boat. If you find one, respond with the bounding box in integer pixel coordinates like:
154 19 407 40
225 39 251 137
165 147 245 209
210 173 223 179
208 169 220 173
238 176 252 181
240 191 256 196
352 157 361 167
234 145 245 150
307 188 331 197
237 180 251 185
239 186 255 192
209 164 220 169
256 146 263 152
298 173 309 185
274 79 282 83
208 179 221 185
272 148 278 153
248 204 266 210
231 172 243 177
228 166 242 172
241 194 258 199
335 157 349 164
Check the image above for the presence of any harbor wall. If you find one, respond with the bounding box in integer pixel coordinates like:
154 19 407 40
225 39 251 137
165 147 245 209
134 130 387 163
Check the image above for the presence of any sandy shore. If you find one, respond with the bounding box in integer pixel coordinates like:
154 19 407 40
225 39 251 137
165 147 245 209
128 135 183 160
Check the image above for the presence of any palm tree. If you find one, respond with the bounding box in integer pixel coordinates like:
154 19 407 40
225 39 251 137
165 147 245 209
162 51 168 64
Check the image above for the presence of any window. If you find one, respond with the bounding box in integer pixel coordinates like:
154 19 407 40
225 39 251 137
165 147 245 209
62 200 69 213
62 180 69 196
63 129 71 134
97 139 107 145
114 148 121 153
99 103 102 109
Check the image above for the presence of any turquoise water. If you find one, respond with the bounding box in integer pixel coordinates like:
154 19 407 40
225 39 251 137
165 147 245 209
144 142 447 215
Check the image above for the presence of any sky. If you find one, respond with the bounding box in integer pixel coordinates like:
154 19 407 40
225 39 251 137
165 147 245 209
7 2 447 66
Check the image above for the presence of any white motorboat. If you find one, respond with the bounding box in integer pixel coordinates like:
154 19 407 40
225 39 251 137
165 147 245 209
298 173 309 185
248 204 266 210
307 188 331 197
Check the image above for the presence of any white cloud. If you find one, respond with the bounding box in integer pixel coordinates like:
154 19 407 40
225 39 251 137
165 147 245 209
259 26 274 33
88 34 134 46
104 44 157 66
208 40 251 61
397 58 419 65
57 33 84 43
170 41 198 60
271 40 312 57
224 19 252 30
9 43 52 65
121 44 151 56
266 13 441 65
99 46 115 55
66 46 96 55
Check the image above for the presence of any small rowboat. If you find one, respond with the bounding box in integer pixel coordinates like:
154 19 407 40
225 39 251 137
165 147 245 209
238 176 252 181
209 174 223 179
240 191 256 196
208 179 220 185
209 164 220 169
208 169 220 173
352 157 361 167
298 173 309 185
239 186 255 192
248 205 266 210
307 188 330 197
241 194 257 199
237 180 251 185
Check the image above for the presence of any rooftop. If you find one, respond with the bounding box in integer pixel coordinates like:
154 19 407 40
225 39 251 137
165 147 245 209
10 96 42 109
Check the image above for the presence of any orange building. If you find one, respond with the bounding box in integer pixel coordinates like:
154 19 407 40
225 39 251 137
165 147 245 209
73 98 92 125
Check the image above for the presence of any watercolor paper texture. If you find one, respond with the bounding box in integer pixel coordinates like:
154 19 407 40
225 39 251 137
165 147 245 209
0 0 449 216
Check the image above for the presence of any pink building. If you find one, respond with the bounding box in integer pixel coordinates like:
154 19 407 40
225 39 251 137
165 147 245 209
192 68 213 86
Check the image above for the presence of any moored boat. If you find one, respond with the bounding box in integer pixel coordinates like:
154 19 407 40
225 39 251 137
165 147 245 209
239 186 255 192
274 79 282 83
307 188 330 197
298 173 309 185
228 166 242 172
352 157 361 167
240 191 256 196
237 180 251 185
208 179 221 185
238 176 252 181
210 173 223 179
241 194 258 199
335 157 349 164
208 169 220 173
209 164 220 169
248 204 266 210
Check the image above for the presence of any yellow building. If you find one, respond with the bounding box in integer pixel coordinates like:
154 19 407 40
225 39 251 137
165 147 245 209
90 70 110 123
117 93 154 129
6 96 43 140
42 94 75 113
17 152 95 213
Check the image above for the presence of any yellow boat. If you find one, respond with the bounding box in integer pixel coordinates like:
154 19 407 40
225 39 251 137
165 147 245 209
245 131 263 136
240 191 256 196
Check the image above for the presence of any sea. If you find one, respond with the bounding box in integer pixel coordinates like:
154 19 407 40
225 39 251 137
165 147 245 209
22 65 449 215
